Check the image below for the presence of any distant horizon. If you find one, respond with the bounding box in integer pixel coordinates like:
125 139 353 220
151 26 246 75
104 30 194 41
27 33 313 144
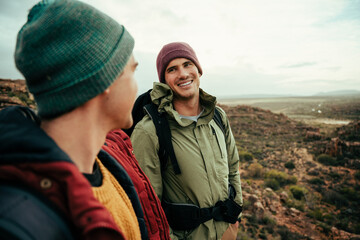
217 89 360 99
2 77 359 100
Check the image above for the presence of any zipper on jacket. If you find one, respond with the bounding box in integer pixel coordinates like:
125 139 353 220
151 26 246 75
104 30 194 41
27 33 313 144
211 126 224 158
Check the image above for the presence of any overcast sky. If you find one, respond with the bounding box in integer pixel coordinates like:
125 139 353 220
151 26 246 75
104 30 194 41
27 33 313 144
1 0 359 97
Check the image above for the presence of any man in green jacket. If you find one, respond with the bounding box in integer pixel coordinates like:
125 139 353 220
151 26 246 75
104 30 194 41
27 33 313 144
131 42 243 240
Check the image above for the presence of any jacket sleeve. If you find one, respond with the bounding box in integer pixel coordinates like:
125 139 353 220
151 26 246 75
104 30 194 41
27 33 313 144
130 117 164 200
216 106 243 208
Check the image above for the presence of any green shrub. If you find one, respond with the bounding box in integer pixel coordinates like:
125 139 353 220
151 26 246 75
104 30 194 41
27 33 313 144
288 176 298 185
7 92 16 97
317 154 336 166
307 209 323 221
284 161 295 169
317 222 332 235
284 199 305 212
237 231 255 240
339 187 359 201
355 171 360 180
264 179 280 190
247 163 264 178
322 190 349 208
290 185 307 200
262 215 277 226
328 171 341 180
354 223 360 234
8 92 34 106
308 178 325 185
239 151 254 162
245 214 258 225
276 226 307 240
259 232 267 239
335 216 350 233
265 170 288 185
308 169 320 176
323 213 336 225
243 200 251 210
265 170 297 187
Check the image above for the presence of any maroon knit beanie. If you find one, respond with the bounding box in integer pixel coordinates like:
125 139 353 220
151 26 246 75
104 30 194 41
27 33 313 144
156 42 203 83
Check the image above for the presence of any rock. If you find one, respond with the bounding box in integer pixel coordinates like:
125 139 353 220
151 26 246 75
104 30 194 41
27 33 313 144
264 188 274 195
305 131 322 140
326 137 346 157
264 196 271 207
242 191 250 199
280 191 289 203
248 194 259 203
325 136 360 162
269 204 277 213
289 207 300 217
0 79 34 110
254 190 261 196
0 95 23 106
253 201 265 218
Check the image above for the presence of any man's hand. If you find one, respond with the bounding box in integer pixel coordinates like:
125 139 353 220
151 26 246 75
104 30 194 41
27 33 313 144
221 221 239 240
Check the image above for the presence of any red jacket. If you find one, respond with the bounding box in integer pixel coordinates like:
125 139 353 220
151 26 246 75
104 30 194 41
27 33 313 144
103 130 170 240
0 106 147 239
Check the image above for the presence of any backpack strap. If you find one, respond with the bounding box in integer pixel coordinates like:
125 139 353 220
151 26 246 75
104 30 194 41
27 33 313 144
161 184 242 231
144 103 181 175
213 107 226 136
123 89 153 136
0 183 75 240
142 105 226 175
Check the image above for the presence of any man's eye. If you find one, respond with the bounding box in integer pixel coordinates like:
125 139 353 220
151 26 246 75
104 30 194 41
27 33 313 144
167 68 175 73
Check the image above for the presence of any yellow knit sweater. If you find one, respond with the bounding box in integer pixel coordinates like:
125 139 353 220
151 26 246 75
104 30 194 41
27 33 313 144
92 158 141 240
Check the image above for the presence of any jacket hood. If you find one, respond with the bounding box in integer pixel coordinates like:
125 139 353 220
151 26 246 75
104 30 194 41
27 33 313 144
0 106 71 163
150 82 217 126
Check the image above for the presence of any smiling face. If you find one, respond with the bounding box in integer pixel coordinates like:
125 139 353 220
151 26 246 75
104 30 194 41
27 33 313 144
164 58 201 102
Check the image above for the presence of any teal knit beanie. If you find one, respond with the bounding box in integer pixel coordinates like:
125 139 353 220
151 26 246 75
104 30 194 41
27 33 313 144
15 0 134 118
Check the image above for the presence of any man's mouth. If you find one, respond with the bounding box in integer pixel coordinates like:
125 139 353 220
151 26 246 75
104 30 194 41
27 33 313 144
178 80 193 87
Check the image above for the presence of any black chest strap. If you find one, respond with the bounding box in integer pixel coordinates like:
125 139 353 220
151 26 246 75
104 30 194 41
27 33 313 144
161 184 242 231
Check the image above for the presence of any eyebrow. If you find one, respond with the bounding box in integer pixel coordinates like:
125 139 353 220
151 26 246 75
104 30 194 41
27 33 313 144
166 65 176 72
166 60 192 72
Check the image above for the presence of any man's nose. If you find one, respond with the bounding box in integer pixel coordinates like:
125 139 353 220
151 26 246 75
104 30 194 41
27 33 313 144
178 67 188 79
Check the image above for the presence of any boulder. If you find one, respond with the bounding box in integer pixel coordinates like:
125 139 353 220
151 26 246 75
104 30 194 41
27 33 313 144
280 191 289 203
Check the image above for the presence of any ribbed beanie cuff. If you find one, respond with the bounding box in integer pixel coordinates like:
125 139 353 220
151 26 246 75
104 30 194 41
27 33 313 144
156 42 202 83
15 0 134 118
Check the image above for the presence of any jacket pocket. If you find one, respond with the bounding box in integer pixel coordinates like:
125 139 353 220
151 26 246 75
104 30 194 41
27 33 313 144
211 125 228 180
211 125 225 159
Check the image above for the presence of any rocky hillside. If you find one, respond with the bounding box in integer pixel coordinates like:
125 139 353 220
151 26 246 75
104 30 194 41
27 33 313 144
220 104 360 240
0 78 35 109
1 79 360 239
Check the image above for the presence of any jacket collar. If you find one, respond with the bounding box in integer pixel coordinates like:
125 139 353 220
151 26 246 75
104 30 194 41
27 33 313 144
150 82 217 127
0 106 72 164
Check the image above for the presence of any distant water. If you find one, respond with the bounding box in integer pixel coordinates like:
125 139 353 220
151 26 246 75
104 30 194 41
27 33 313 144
288 115 351 125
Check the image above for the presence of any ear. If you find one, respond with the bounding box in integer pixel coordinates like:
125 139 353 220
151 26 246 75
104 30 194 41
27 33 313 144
101 87 111 96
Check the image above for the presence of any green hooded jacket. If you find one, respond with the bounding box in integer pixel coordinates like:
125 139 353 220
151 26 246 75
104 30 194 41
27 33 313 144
131 83 243 240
